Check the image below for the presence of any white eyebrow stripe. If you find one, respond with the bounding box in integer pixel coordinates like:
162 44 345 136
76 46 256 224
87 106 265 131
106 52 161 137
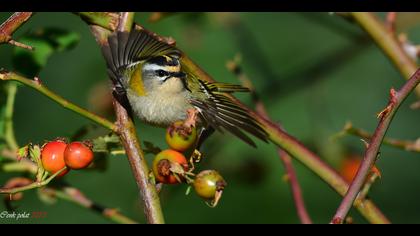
142 64 168 72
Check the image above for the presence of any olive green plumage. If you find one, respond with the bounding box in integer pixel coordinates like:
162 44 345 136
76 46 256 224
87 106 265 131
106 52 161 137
101 28 268 147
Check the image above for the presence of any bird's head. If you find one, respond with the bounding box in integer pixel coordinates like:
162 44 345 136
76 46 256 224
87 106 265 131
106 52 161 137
128 54 186 96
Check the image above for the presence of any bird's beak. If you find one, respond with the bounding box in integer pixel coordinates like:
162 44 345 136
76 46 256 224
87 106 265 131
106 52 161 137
163 72 186 82
172 71 186 78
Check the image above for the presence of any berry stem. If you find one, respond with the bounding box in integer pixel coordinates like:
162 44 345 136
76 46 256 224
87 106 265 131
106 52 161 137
0 167 67 194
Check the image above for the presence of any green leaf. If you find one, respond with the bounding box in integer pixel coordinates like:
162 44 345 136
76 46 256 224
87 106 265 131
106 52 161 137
92 133 122 153
12 28 80 77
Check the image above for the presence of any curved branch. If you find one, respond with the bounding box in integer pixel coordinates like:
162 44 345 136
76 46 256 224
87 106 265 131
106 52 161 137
0 71 117 133
332 68 420 224
349 12 420 97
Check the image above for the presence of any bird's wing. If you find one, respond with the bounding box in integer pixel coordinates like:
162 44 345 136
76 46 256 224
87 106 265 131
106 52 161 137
188 77 269 147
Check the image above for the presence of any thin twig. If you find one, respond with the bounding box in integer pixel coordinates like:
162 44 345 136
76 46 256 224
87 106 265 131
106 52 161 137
0 71 117 133
227 57 312 224
74 12 389 224
8 39 33 50
0 167 67 194
279 150 312 224
341 122 420 153
350 12 420 97
332 68 420 224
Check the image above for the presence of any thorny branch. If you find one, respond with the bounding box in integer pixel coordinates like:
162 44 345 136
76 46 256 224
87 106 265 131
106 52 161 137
339 122 420 153
332 68 420 224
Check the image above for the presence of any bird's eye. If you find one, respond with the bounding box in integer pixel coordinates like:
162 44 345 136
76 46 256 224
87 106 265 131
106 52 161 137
156 70 168 77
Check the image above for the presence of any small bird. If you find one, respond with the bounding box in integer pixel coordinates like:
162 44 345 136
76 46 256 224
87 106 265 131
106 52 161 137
101 28 268 148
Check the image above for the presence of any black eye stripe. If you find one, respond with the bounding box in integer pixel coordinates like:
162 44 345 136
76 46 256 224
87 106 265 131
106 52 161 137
156 70 169 77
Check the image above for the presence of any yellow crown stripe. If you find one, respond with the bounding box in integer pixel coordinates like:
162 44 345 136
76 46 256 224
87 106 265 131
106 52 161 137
164 65 181 73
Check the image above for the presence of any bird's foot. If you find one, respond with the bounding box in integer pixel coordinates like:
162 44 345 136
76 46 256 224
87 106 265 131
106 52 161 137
168 108 199 138
183 108 199 129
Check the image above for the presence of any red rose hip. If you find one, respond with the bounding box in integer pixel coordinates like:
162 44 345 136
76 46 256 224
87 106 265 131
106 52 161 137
41 140 69 177
64 142 94 170
152 149 189 184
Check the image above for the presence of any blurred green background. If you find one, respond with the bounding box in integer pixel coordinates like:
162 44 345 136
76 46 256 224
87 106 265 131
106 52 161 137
0 12 419 224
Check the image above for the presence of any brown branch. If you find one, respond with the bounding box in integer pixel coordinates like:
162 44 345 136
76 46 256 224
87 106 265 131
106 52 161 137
332 68 420 224
0 12 34 49
86 13 165 224
75 12 389 224
227 57 312 224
